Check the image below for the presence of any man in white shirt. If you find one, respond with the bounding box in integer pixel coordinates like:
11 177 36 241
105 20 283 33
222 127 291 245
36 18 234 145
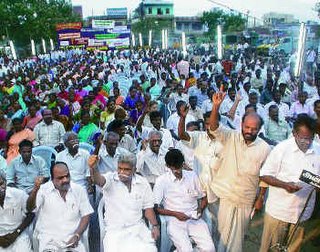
0 170 34 251
107 119 137 154
188 96 204 122
209 90 271 252
167 100 196 139
259 114 320 252
27 162 93 252
33 109 66 148
176 55 190 78
289 91 314 119
154 149 215 252
88 152 160 252
97 132 130 173
56 132 91 190
136 131 168 186
169 84 189 112
265 90 290 121
136 110 174 154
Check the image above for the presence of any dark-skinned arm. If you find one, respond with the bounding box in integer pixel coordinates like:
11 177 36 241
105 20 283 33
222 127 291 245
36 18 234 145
178 104 191 141
145 208 160 240
88 155 106 188
155 204 190 221
0 212 35 248
136 108 149 133
260 175 301 193
66 214 91 248
197 196 208 216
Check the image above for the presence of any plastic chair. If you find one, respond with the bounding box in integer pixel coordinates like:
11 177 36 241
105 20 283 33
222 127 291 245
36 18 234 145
79 142 95 154
32 146 58 171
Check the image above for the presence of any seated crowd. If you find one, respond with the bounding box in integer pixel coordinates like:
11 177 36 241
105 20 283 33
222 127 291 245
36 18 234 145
0 47 320 252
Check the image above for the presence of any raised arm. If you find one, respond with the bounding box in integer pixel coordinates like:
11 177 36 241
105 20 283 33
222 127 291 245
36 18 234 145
136 106 149 133
178 103 191 141
209 87 226 131
88 155 106 188
227 93 242 120
26 176 44 212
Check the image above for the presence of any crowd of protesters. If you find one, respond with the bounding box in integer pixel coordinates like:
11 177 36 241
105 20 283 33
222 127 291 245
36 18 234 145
0 43 319 252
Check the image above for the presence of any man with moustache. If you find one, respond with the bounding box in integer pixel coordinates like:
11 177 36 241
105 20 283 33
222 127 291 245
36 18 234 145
27 162 93 252
56 132 91 191
259 114 320 252
136 130 168 187
208 89 271 252
88 152 160 252
33 109 66 149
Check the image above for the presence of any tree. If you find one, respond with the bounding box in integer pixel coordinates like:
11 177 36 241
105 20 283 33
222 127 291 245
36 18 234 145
201 9 246 37
131 17 173 45
0 0 81 47
315 2 320 18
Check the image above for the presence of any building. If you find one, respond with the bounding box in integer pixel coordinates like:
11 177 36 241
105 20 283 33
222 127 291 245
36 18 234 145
262 12 299 26
133 0 174 20
72 5 83 19
105 8 128 26
174 16 206 35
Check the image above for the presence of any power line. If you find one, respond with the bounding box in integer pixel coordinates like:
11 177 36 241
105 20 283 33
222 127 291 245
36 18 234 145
205 0 263 21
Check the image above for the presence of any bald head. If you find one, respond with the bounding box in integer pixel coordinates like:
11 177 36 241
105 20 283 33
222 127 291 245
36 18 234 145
241 112 263 144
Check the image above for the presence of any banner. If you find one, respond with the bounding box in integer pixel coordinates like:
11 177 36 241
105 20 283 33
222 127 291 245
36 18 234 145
56 22 82 31
57 22 130 49
92 20 115 29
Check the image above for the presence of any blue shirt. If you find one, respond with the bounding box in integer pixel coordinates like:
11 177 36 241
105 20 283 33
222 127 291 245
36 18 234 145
6 155 49 193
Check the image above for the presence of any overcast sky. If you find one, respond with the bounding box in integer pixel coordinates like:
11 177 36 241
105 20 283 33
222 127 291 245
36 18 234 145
72 0 319 22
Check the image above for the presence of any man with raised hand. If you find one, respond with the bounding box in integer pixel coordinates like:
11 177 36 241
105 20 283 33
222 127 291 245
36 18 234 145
208 86 271 252
88 152 160 252
27 162 93 252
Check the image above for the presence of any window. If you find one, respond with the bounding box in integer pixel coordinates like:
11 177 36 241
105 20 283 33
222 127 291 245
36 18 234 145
148 7 152 14
192 23 202 31
157 8 162 15
166 8 170 14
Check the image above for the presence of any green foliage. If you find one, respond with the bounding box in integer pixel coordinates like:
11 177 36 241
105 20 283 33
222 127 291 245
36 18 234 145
0 0 81 46
201 9 246 37
315 2 320 18
131 17 173 41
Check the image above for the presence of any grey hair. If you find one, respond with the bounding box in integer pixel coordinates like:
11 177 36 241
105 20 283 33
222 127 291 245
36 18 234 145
118 153 137 169
62 131 78 144
148 130 163 139
0 169 6 182
103 131 120 141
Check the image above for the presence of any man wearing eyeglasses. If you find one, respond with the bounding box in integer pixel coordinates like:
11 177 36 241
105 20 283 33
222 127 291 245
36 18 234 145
56 132 91 192
259 114 320 251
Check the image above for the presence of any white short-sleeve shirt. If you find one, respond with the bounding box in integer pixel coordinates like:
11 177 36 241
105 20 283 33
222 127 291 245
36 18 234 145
102 172 154 229
260 138 320 223
56 149 90 188
153 170 205 219
35 181 93 240
0 187 28 235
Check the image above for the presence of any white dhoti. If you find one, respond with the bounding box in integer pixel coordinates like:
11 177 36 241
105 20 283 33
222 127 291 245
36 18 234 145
0 232 32 252
217 199 252 252
167 218 215 252
103 222 156 252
